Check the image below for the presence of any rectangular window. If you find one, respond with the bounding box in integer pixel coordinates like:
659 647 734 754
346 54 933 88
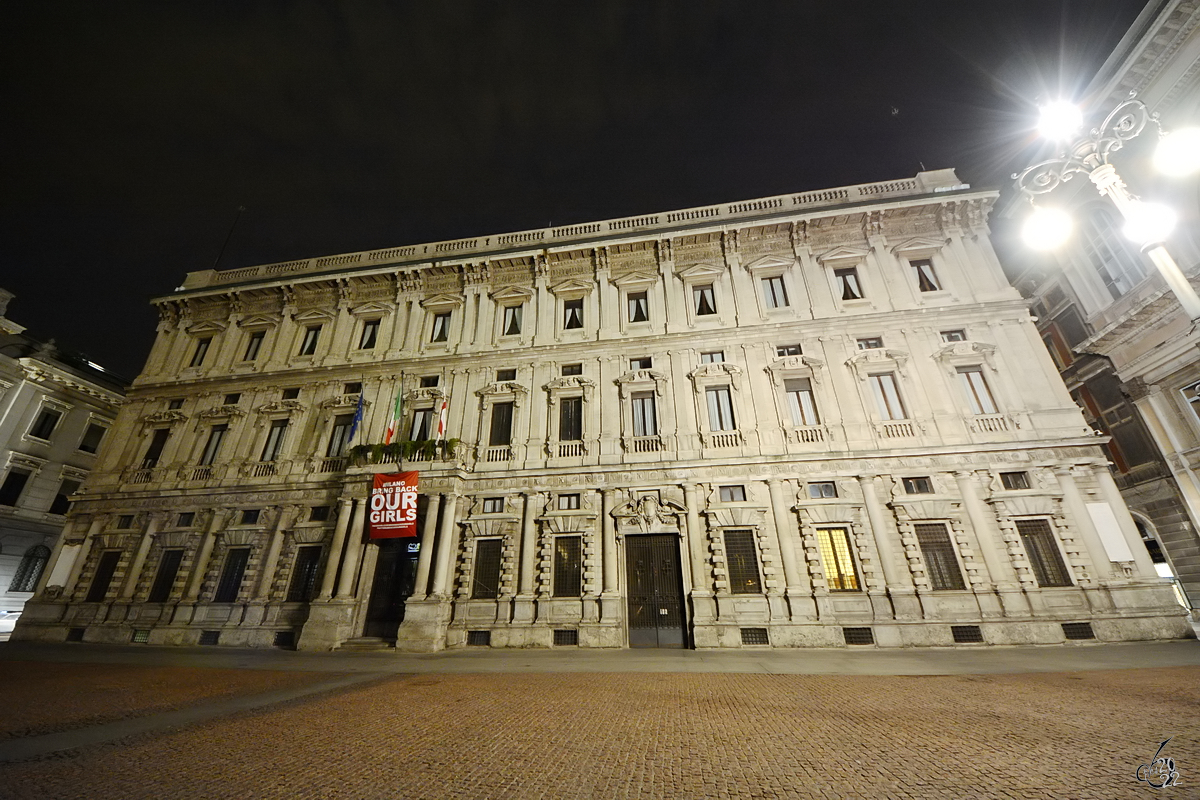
816 528 859 590
223 393 241 405
1016 519 1072 587
561 364 583 376
552 536 583 597
29 408 61 440
471 539 503 599
117 515 135 529
502 305 522 336
309 506 330 522
259 419 288 462
213 547 251 602
762 276 789 308
198 424 228 466
1042 325 1073 369
915 523 965 590
558 494 581 510
177 512 196 527
856 337 883 350
724 530 762 594
420 375 440 388
903 476 933 494
785 378 820 426
719 485 746 502
559 397 583 441
940 329 967 343
147 549 184 603
776 344 801 357
142 429 171 469
496 368 517 382
298 325 321 356
326 414 354 457
627 291 649 323
482 497 504 514
85 550 122 602
410 408 433 441
359 319 380 349
190 337 211 367
631 392 658 437
78 423 107 454
1184 380 1200 425
630 356 652 370
282 388 300 400
808 481 837 499
48 479 81 515
243 330 265 361
693 284 716 316
430 312 451 343
286 546 323 602
563 298 584 330
167 399 184 410
489 402 514 446
700 351 724 364
869 373 907 420
957 367 998 415
240 509 260 525
706 386 736 431
911 258 941 291
834 268 863 300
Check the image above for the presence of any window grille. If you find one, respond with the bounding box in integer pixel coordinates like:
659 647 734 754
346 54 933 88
911 258 941 291
131 629 151 644
552 536 583 597
563 298 584 329
740 627 769 645
1016 519 1073 587
243 330 265 360
147 549 184 603
213 547 251 603
817 528 860 590
1062 622 1095 640
471 539 503 599
762 276 789 308
287 546 323 602
693 284 717 315
915 523 965 590
785 378 820 425
951 625 984 643
78 423 107 454
198 630 221 646
553 629 579 646
957 367 998 415
9 545 50 592
466 630 491 646
724 530 762 594
834 268 863 300
628 291 649 323
86 551 122 602
298 325 321 356
842 627 874 645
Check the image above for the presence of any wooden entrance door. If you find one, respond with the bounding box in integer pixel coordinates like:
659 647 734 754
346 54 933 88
625 534 686 648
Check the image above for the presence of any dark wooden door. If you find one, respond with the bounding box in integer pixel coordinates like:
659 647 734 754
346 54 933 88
625 534 686 648
363 539 420 640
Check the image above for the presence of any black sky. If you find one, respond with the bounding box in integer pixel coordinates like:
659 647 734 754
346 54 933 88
0 1 1148 379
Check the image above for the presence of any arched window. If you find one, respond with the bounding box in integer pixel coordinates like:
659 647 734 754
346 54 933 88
1080 207 1145 299
9 544 50 592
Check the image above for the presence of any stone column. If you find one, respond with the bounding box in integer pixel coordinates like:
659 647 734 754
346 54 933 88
599 489 620 624
684 484 715 623
335 499 368 599
429 492 460 597
1092 464 1160 579
767 479 807 597
954 471 1027 617
254 506 295 600
412 493 441 599
1053 466 1111 584
513 492 541 624
316 498 354 600
857 475 915 619
118 513 163 601
62 516 107 598
182 508 227 602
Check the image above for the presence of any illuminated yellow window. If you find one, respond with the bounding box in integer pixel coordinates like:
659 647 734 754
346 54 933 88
817 528 859 591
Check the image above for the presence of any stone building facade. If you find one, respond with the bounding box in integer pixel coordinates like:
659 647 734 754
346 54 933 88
13 169 1192 651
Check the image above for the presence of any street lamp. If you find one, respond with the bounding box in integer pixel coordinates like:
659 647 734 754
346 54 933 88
1013 93 1200 322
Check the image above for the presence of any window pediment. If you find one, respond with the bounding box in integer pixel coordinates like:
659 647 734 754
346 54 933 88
615 368 669 398
816 246 870 266
610 269 659 288
703 506 767 528
890 237 947 257
932 341 997 371
548 277 594 297
350 301 392 318
675 261 725 281
198 405 248 420
7 452 47 472
238 314 278 330
795 503 863 525
475 382 528 399
764 355 825 387
420 293 464 310
464 518 518 538
543 376 596 401
404 387 447 403
141 410 188 424
256 399 306 415
186 320 228 334
687 362 743 388
489 285 534 302
612 493 685 534
319 395 367 411
846 348 909 380
741 253 795 274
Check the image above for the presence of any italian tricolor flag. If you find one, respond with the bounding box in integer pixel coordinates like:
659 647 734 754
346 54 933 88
383 385 404 444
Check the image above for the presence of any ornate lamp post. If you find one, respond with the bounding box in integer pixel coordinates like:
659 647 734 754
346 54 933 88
1013 93 1200 322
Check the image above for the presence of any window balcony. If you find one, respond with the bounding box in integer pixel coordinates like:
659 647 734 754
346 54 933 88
556 441 586 458
788 425 826 444
703 430 742 448
623 435 663 453
482 445 513 463
877 421 915 439
968 413 1011 434
125 467 157 485
316 456 346 473
189 466 214 482
249 461 277 478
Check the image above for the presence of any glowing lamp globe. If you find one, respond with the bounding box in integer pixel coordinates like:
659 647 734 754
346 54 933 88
1037 101 1084 142
1122 201 1176 245
1154 127 1200 177
1022 207 1073 251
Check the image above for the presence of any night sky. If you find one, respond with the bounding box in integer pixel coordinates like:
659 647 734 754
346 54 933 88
1 1 1148 380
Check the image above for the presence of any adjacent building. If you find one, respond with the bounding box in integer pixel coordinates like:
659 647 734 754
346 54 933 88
13 169 1192 651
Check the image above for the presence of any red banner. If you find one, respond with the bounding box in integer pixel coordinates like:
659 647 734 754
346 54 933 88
369 471 419 538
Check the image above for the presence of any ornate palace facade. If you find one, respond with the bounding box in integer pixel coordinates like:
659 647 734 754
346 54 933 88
13 169 1192 651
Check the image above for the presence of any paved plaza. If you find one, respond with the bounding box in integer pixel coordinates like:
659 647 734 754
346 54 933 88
0 642 1197 799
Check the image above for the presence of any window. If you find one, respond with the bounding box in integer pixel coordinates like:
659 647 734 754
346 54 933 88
213 547 251 602
558 494 581 510
298 325 321 356
326 414 354 457
177 512 196 527
430 312 451 342
243 330 265 361
957 367 998 415
808 481 837 499
911 258 941 292
410 408 434 441
719 485 746 502
1081 207 1145 299
198 424 228 466
724 530 762 594
167 399 184 410
1001 471 1030 490
1016 519 1072 587
78 423 107 453
343 382 361 396
834 268 863 300
0 470 31 506
471 539 503 599
1185 380 1200 424
856 337 884 351
28 408 61 440
359 319 380 349
915 523 965 590
869 373 907 420
561 364 583 376
816 528 859 590
48 479 81 515
693 284 716 316
627 291 649 323
785 378 820 426
552 536 583 597
117 514 135 529
286 546 323 602
940 330 967 343
190 337 212 367
700 351 724 364
147 549 184 603
631 392 658 437
762 276 789 308
776 344 801 357
502 305 522 336
282 388 300 400
9 545 50 592
489 402 514 446
420 375 440 388
85 551 122 602
559 397 583 441
309 506 331 522
224 393 241 405
706 386 736 431
903 476 933 494
1041 325 1074 369
482 497 504 514
563 298 584 329
260 419 288 462
240 509 260 525
630 356 652 370
496 368 517 382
